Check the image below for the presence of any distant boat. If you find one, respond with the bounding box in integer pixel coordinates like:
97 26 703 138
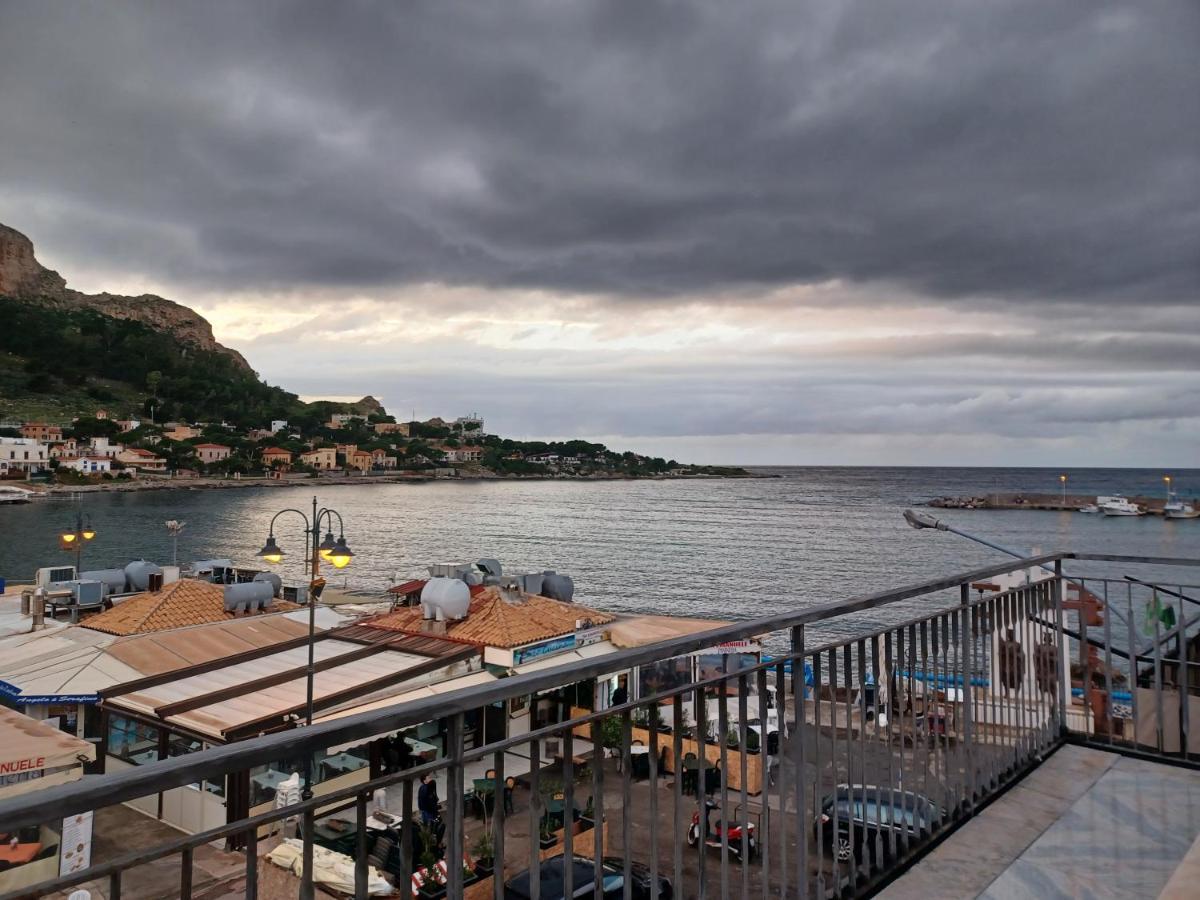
1100 496 1143 517
0 486 33 504
1078 504 1101 514
1164 491 1200 520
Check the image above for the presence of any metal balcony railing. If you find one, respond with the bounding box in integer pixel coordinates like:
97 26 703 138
0 551 1195 899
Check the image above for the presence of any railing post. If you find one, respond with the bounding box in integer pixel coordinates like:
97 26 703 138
300 805 315 900
180 847 193 900
354 791 368 900
791 624 807 899
1053 559 1068 735
447 712 466 898
960 582 975 812
244 824 258 900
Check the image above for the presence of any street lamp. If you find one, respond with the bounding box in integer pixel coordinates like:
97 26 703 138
60 509 96 573
253 496 353 900
1165 475 1173 503
1059 473 1067 507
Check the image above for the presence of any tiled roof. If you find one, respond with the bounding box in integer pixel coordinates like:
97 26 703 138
365 586 614 649
193 443 230 450
82 580 300 636
387 579 428 595
262 447 291 455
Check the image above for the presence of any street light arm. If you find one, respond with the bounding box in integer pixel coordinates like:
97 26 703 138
316 508 346 537
266 508 311 536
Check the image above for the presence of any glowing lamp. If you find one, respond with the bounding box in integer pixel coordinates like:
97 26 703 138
256 535 285 564
326 537 354 570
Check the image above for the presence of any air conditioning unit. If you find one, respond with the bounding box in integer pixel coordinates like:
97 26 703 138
36 566 76 589
73 581 105 608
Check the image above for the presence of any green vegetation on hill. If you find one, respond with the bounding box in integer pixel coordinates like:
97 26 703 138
0 298 304 425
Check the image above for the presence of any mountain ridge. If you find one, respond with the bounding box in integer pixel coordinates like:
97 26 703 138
0 222 251 371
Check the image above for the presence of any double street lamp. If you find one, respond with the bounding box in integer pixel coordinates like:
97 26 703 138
60 509 96 572
255 496 354 900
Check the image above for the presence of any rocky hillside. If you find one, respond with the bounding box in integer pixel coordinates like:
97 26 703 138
0 222 251 371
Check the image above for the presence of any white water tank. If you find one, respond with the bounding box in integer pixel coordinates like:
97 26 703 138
223 581 274 613
253 572 283 598
124 560 163 591
420 577 471 621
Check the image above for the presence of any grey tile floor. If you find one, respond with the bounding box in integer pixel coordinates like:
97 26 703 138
880 745 1200 900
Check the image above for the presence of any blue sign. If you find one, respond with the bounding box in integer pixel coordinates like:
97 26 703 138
513 635 577 666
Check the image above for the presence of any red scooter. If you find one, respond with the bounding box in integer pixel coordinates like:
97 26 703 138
686 800 757 862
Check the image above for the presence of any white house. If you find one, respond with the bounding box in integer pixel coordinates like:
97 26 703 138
194 443 232 464
0 438 48 475
60 455 112 475
270 420 288 434
88 437 124 459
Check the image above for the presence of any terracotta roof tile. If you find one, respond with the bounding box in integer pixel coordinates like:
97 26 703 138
365 586 614 649
83 580 300 636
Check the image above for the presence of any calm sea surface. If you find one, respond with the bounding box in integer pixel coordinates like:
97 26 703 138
2 467 1197 642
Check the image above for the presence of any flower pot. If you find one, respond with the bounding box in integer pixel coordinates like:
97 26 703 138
417 884 446 900
539 834 558 850
474 860 494 879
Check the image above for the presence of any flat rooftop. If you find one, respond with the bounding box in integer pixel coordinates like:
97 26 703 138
880 745 1200 900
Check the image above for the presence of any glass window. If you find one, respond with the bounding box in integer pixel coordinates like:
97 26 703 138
639 657 692 698
107 714 160 765
314 743 369 782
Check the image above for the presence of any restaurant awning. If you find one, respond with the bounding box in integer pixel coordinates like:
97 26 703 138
0 706 94 798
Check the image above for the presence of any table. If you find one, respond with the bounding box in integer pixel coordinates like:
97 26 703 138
320 752 367 778
312 818 358 856
0 843 42 865
128 749 159 766
404 737 438 761
250 769 290 804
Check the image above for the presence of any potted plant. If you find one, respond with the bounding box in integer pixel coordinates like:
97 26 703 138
745 728 761 754
578 794 596 832
462 859 480 888
415 823 447 899
726 726 741 750
538 820 558 850
472 831 495 879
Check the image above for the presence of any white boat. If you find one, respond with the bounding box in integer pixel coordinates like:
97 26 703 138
1164 497 1200 519
1078 504 1101 514
1100 496 1143 517
0 486 33 504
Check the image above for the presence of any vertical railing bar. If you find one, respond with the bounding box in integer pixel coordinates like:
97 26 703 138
493 749 506 900
737 674 750 900
794 628 808 900
870 633 885 879
354 791 368 900
300 805 315 900
917 620 930 832
855 638 870 881
528 736 541 900
1053 561 1068 737
1153 587 1164 754
756 667 771 900
882 631 897 865
1021 587 1033 758
562 726 575 900
109 871 121 900
717 684 730 899
399 777 414 900
827 647 839 890
1012 593 1025 766
990 596 1003 792
940 613 953 825
929 615 942 830
1123 585 1132 748
1080 581 1093 745
672 699 684 896
960 585 974 814
181 846 193 900
622 707 634 900
1179 585 1190 763
1103 581 1114 748
244 823 258 900
895 626 909 860
811 650 824 897
593 708 605 898
1001 596 1015 775
648 698 661 900
842 643 857 892
447 713 466 899
694 683 709 900
773 659 788 898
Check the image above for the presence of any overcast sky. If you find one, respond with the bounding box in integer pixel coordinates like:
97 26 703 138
1 1 1196 465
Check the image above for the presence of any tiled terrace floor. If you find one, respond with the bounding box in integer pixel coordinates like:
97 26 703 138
879 744 1200 900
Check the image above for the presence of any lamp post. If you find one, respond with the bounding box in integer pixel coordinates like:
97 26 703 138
1060 473 1067 507
1165 475 1173 504
60 508 96 573
254 496 353 900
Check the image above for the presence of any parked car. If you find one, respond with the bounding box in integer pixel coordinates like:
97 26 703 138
814 785 937 863
503 855 672 899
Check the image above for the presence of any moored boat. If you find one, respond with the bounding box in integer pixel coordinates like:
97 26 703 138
1100 496 1143 517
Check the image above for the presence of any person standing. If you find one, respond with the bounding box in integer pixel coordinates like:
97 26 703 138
417 772 440 826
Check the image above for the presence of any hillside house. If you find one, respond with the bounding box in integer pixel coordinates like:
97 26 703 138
60 455 112 475
19 423 62 442
261 447 293 467
300 447 338 470
371 448 397 468
116 448 168 473
194 443 232 464
48 439 78 459
163 424 198 441
88 437 124 458
0 438 48 475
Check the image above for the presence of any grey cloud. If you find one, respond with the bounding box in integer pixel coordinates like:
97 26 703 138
1 0 1197 309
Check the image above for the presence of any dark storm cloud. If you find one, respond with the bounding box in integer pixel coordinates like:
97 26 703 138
1 0 1196 307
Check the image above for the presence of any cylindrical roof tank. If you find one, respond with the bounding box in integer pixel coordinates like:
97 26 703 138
223 580 275 611
252 572 283 598
420 577 471 621
123 560 163 592
541 571 575 602
79 569 127 596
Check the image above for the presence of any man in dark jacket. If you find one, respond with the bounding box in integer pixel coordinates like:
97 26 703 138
417 773 440 825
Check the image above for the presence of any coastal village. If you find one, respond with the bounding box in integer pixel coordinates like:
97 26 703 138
0 404 743 491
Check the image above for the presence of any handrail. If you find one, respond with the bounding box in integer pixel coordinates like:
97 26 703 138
1 551 1196 833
